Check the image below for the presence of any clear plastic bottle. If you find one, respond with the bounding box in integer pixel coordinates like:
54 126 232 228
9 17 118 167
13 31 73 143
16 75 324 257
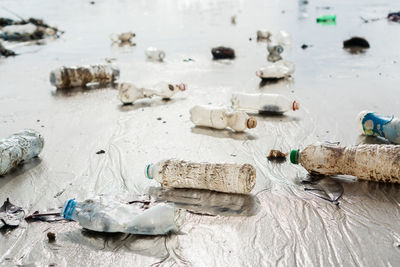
256 60 295 79
231 93 300 114
357 111 400 144
119 82 186 104
146 159 256 193
190 105 257 132
61 196 179 235
0 129 44 175
290 143 400 184
50 64 120 89
145 47 165 61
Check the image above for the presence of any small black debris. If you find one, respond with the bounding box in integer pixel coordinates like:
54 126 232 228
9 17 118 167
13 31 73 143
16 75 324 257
343 37 370 48
90 1 95 4
211 46 235 60
157 117 162 120
47 232 56 242
162 121 166 123
301 44 308 49
96 150 105 154
388 11 400 22
0 43 16 57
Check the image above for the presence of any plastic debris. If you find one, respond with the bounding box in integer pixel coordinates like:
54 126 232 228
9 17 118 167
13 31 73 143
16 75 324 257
267 150 288 161
49 64 120 89
61 196 179 235
357 111 400 144
118 82 186 104
267 43 284 62
316 15 336 23
211 46 235 59
190 105 257 132
302 177 343 204
0 42 16 57
343 37 370 49
146 159 256 194
0 198 25 228
0 129 44 175
145 47 165 61
290 143 400 184
47 232 56 242
231 93 300 114
25 211 63 222
301 44 308 49
0 17 60 41
96 150 105 154
257 30 271 40
256 60 295 80
387 11 400 22
110 31 135 43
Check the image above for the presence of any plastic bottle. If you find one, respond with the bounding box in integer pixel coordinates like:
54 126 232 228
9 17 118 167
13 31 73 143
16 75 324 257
119 82 186 104
0 129 44 175
0 23 37 41
290 143 400 184
256 30 271 40
357 111 400 144
50 64 120 89
256 60 295 79
145 47 165 61
190 105 257 132
231 93 300 114
146 159 256 193
61 196 179 235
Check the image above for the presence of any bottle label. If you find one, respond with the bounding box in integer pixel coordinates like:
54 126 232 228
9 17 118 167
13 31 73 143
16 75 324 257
362 113 393 137
63 199 76 219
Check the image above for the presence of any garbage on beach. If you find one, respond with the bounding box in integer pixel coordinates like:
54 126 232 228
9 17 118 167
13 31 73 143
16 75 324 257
357 111 400 144
110 31 135 44
232 93 299 114
190 105 257 132
0 17 60 41
256 30 271 40
343 37 370 49
256 60 295 80
267 150 288 161
146 159 256 194
290 143 400 184
62 196 179 235
211 46 235 59
0 198 25 228
145 47 165 61
49 64 120 89
316 15 336 24
387 11 400 22
118 82 186 104
0 129 44 176
0 42 16 57
267 43 284 62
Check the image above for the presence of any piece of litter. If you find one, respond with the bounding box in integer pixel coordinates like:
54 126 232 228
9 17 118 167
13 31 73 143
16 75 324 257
211 46 235 60
47 232 56 242
0 198 25 228
145 47 165 61
96 150 105 154
343 37 369 49
267 150 288 160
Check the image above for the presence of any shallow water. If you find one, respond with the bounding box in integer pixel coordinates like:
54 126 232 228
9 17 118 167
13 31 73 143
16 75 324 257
1 0 400 266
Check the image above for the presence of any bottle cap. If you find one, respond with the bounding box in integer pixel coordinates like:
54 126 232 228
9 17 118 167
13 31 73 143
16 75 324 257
145 164 153 179
290 150 299 164
62 199 76 219
247 117 257 129
292 101 300 111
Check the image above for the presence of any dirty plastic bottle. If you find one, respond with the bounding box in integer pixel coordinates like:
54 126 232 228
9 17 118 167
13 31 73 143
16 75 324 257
145 47 165 61
231 93 300 114
256 30 271 40
357 111 400 144
190 105 257 132
49 64 120 89
61 196 179 235
267 43 284 62
290 143 400 184
119 82 186 104
0 129 44 175
146 159 256 194
0 23 37 40
256 60 295 79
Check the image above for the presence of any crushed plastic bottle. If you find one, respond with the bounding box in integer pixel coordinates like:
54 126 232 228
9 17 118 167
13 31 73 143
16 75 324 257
50 64 120 89
118 82 186 104
357 111 400 144
231 93 300 114
267 43 284 62
0 129 44 175
290 143 400 184
145 47 165 61
0 23 37 41
256 30 271 40
62 196 179 235
190 105 257 132
256 60 295 79
146 159 256 194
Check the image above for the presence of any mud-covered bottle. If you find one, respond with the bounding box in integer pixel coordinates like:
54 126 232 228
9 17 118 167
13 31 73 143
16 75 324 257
231 93 300 114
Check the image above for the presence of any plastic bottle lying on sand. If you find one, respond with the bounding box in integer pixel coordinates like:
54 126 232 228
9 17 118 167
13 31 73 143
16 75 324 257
50 64 120 89
0 23 37 40
146 159 256 194
145 47 165 61
119 82 186 104
290 143 400 184
0 129 44 175
357 111 400 144
190 105 257 132
62 196 179 235
256 60 295 79
231 93 300 114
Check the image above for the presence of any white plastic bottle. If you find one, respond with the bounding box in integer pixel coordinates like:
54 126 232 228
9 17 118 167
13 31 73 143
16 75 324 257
119 82 186 104
290 143 400 184
0 129 44 175
146 159 256 194
50 64 120 89
61 196 179 235
256 60 295 79
190 105 257 132
145 47 165 61
231 93 300 114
